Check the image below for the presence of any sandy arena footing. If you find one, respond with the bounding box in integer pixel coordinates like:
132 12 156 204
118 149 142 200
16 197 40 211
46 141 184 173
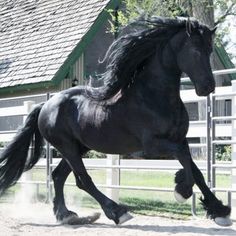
0 203 236 236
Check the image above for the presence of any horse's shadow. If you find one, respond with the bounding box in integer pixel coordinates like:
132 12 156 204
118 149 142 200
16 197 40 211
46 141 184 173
20 222 236 235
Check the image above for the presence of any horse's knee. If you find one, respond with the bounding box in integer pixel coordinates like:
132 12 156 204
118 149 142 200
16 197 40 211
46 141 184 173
174 169 193 202
175 182 193 199
175 169 185 184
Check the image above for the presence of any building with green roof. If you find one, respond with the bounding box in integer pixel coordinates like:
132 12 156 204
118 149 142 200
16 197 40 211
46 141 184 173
0 0 119 97
0 0 235 98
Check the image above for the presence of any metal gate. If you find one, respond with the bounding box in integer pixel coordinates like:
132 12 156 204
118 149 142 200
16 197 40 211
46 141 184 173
186 68 236 218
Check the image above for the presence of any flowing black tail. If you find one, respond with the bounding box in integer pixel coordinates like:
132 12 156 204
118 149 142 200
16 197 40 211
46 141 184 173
0 103 44 195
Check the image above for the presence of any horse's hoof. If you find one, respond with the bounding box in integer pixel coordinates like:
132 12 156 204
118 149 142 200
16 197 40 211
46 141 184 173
118 212 133 225
214 216 232 227
62 212 101 225
174 190 187 203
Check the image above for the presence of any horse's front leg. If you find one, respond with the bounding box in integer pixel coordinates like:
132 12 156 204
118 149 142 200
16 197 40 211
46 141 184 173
143 137 232 226
143 138 194 202
173 139 195 202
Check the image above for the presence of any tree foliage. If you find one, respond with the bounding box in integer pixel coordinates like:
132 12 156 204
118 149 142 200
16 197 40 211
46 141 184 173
214 0 236 56
214 0 236 25
116 0 187 26
116 0 236 26
112 0 236 60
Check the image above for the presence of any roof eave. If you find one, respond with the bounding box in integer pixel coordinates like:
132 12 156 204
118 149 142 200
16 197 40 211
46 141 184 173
0 81 54 95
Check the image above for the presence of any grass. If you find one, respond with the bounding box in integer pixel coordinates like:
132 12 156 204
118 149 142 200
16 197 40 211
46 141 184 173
121 197 195 219
1 168 232 220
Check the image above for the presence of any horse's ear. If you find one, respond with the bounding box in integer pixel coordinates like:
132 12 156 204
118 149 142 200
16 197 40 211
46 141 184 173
210 27 217 35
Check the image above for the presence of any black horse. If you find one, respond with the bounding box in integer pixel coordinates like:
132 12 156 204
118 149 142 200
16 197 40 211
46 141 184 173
0 17 232 226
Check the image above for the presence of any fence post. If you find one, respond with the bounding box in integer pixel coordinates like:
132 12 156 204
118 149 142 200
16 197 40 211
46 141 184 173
106 154 120 203
206 95 212 188
19 101 35 202
45 93 53 203
231 80 236 220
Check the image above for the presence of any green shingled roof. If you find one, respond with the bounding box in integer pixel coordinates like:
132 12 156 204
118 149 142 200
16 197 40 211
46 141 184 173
0 0 118 93
215 44 236 80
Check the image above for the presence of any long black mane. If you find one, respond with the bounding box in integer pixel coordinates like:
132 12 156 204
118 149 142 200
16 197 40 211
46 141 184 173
87 16 203 101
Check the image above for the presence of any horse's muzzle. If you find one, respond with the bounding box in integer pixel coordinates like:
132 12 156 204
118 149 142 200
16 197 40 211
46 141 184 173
195 80 215 96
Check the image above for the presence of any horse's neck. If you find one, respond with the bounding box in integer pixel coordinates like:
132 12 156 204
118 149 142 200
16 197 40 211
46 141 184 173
137 62 182 98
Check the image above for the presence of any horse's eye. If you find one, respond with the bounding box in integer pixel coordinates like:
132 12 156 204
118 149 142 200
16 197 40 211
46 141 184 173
206 39 213 53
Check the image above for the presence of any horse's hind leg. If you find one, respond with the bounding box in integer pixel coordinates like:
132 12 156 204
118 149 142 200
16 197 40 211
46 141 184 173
73 160 132 225
73 165 131 224
52 159 75 222
52 137 132 225
52 159 101 225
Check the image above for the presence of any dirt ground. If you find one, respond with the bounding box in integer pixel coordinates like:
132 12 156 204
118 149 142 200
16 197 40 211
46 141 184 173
0 203 236 236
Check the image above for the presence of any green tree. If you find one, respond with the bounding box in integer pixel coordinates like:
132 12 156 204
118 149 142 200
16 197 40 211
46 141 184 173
117 0 236 45
117 0 187 26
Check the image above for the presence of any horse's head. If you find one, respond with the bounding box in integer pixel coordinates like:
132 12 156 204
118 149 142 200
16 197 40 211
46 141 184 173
172 21 216 96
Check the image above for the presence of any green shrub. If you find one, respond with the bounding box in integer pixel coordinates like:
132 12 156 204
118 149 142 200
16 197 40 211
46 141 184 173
50 149 106 159
215 145 231 161
84 150 106 159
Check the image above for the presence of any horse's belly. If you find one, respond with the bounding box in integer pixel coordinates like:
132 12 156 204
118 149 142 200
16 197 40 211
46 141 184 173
77 124 141 154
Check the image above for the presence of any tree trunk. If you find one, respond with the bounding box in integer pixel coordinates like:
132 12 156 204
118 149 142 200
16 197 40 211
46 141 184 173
192 0 215 28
